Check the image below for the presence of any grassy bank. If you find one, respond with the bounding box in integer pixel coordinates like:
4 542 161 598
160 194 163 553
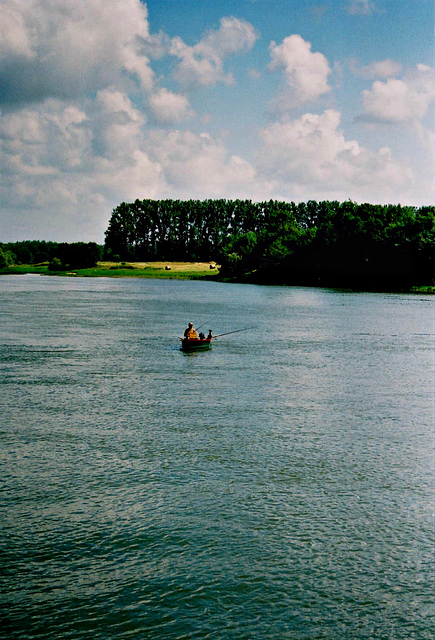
0 261 220 279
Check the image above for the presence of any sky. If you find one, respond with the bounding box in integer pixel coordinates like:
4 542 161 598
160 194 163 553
0 0 433 243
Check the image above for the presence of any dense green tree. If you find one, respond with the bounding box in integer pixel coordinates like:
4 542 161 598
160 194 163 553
1 240 103 268
56 242 102 269
0 246 14 268
48 257 63 271
103 198 435 290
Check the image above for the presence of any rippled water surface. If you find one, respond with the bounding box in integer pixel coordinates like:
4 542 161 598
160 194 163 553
0 275 433 639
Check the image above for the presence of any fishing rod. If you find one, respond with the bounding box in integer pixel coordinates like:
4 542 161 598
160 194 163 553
178 325 255 341
212 326 256 339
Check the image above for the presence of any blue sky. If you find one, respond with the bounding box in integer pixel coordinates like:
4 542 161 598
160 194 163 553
0 0 433 242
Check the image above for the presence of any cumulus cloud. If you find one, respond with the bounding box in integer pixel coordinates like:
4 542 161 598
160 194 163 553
268 35 331 109
0 3 432 242
148 88 193 123
91 89 146 159
0 92 165 239
361 64 434 123
0 94 430 241
0 0 154 106
170 17 258 89
0 91 256 239
145 129 256 198
257 109 414 202
0 100 90 175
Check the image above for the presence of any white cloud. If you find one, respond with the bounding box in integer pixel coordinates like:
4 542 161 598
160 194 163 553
0 0 155 106
0 0 35 59
361 64 434 123
0 3 432 243
0 92 431 242
0 100 91 175
0 93 257 240
257 109 416 203
148 89 193 123
352 58 403 79
269 35 331 108
170 17 258 89
259 110 357 182
97 90 141 121
0 94 165 240
199 16 258 56
92 89 146 159
144 129 256 198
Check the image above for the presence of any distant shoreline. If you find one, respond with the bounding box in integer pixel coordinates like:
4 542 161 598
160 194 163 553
1 261 433 294
0 261 220 280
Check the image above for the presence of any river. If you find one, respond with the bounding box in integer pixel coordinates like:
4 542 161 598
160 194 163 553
0 275 433 639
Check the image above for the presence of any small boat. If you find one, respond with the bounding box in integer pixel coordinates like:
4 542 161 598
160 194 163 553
180 337 213 351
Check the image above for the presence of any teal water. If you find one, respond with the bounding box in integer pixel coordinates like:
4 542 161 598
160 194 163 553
0 276 433 639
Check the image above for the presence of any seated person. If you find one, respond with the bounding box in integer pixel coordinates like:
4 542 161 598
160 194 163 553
184 322 197 339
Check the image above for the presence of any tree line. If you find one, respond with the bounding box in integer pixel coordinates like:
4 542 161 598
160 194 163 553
0 240 103 270
104 199 435 289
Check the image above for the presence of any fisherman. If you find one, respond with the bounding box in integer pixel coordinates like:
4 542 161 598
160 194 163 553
184 322 197 339
207 329 213 340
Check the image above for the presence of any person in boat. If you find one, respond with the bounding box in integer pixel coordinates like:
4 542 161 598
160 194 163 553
207 329 213 340
184 322 197 339
199 332 205 340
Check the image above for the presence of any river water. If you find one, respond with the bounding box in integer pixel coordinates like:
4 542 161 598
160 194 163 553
0 275 433 639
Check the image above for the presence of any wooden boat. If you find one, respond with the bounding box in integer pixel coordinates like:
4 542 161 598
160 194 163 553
180 337 212 351
180 325 253 352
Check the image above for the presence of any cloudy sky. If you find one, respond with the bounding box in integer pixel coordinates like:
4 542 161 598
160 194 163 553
0 0 433 242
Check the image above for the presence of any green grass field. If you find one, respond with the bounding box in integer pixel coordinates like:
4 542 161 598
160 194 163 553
1 261 220 279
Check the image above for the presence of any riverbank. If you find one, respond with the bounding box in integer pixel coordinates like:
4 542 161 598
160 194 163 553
1 261 220 279
0 260 432 293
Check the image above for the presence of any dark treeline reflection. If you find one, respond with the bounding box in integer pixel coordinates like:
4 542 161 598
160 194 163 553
104 199 435 289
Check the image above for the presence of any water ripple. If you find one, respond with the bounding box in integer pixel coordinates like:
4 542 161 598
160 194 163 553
1 278 433 639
